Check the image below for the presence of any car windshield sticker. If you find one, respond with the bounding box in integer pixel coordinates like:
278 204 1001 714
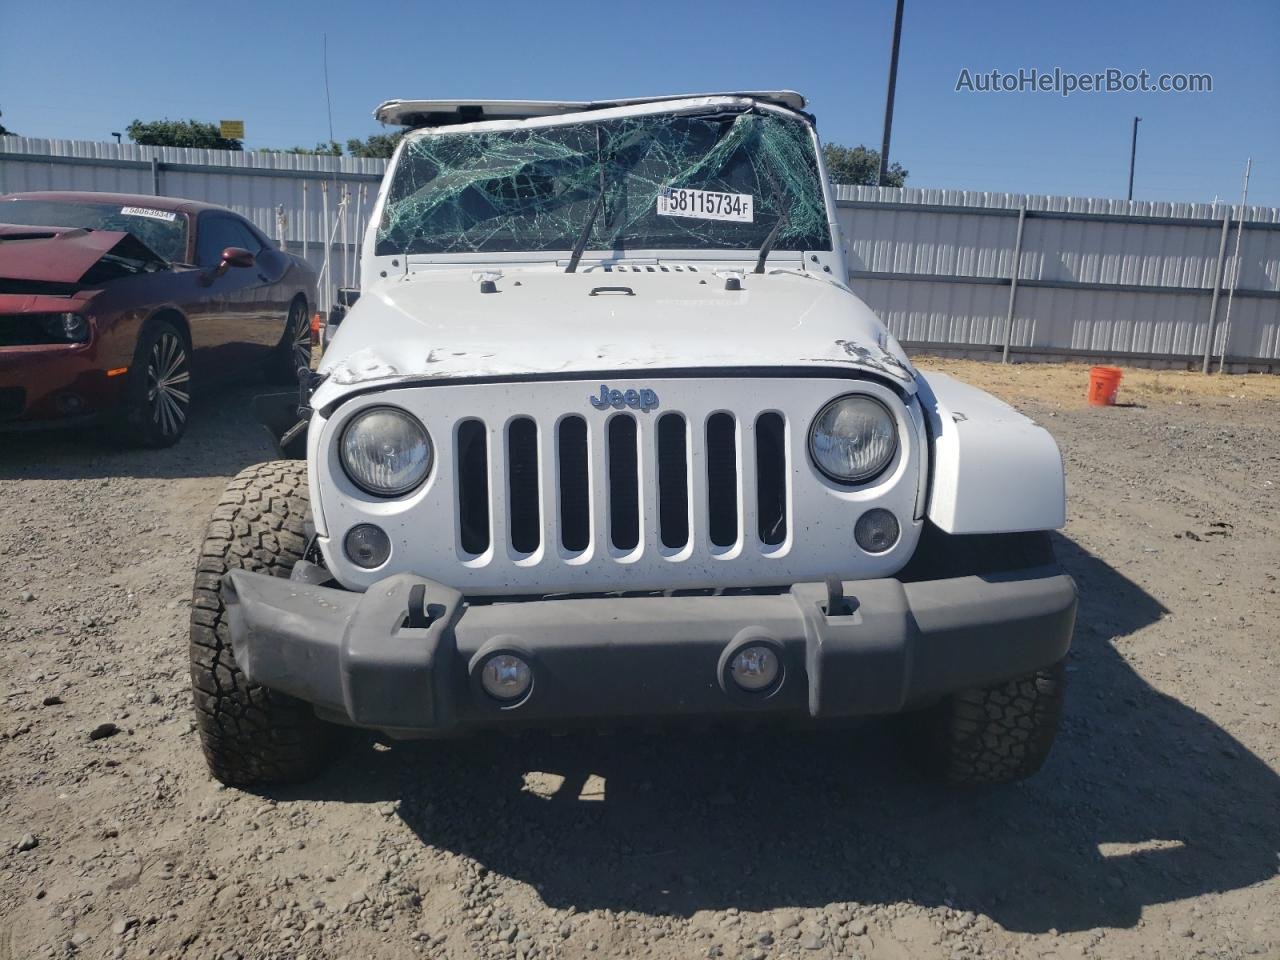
376 109 830 256
657 187 753 222
120 206 178 222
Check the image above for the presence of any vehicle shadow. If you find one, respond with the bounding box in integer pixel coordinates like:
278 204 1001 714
268 534 1280 934
0 385 275 481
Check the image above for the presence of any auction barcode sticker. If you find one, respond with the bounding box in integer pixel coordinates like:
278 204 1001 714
657 188 753 223
120 206 177 222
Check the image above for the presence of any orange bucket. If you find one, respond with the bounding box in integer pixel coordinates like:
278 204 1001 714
1087 366 1123 406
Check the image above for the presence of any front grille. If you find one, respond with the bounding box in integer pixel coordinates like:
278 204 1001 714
607 415 640 550
456 419 490 555
558 416 590 552
507 417 540 554
452 407 793 560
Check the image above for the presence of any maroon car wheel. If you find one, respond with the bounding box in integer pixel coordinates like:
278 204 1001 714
266 298 311 384
117 319 191 448
147 330 191 438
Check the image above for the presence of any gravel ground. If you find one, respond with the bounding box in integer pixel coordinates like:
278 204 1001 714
1 361 1277 960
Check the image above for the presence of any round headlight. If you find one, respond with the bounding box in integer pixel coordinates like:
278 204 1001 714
340 406 432 496
809 395 898 484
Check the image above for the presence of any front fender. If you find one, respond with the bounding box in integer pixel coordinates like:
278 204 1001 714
915 372 1066 534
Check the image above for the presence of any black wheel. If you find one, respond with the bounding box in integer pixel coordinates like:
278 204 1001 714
929 660 1066 786
190 461 331 786
117 319 191 448
265 297 310 384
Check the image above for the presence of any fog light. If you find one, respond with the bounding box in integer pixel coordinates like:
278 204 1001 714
344 524 391 568
480 654 533 702
729 645 780 692
855 508 899 554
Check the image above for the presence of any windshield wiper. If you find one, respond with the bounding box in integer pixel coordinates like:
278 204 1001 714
753 173 789 274
566 127 607 274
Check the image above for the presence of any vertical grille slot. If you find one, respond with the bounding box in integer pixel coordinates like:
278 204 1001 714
706 412 739 547
507 417 540 553
456 419 490 555
607 415 640 550
755 412 787 545
657 413 689 548
558 416 590 552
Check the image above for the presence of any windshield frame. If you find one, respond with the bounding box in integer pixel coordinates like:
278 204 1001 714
361 96 842 279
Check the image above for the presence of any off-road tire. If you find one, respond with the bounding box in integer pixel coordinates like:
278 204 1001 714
931 659 1066 785
190 461 330 785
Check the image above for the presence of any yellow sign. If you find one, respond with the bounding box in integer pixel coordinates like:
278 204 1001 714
220 120 245 139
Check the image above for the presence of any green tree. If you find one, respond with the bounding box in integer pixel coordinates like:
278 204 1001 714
822 143 907 188
126 119 242 151
285 141 342 156
345 130 407 159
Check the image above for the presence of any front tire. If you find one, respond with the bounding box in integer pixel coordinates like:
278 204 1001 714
901 525 1068 785
189 461 330 786
930 660 1066 785
117 319 191 448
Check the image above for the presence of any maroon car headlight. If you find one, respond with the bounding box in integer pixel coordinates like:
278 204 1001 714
39 313 89 343
0 312 89 346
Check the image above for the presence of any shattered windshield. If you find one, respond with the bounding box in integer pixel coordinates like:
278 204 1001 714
377 108 831 257
0 199 188 263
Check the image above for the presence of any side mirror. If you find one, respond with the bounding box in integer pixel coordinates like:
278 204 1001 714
220 246 255 271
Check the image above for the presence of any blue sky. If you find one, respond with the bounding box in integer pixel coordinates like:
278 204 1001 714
2 0 1277 206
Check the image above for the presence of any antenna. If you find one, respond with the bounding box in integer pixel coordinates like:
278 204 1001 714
322 33 336 148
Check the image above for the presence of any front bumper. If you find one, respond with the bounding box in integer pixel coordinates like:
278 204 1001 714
222 567 1076 735
0 343 122 426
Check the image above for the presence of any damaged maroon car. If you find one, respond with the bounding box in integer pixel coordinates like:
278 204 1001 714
0 191 317 446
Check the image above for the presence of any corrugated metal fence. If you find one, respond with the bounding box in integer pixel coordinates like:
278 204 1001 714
834 185 1280 370
3 137 1279 369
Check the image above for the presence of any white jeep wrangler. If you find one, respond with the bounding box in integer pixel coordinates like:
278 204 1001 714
190 92 1075 787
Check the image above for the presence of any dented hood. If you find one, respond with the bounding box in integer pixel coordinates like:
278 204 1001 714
312 267 915 410
0 225 166 286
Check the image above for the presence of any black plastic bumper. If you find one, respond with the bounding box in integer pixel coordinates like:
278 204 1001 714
221 567 1076 734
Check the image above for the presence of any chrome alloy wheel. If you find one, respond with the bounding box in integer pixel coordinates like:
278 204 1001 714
147 332 190 437
289 302 311 372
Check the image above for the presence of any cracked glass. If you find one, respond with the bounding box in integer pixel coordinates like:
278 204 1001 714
376 108 831 256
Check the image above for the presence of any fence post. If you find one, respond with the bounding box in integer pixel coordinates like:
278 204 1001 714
149 157 161 195
1001 202 1027 363
1202 212 1232 374
301 181 308 264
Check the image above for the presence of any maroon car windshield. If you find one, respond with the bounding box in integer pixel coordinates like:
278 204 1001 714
0 199 188 264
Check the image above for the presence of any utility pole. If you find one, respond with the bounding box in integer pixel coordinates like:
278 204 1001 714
878 0 905 186
111 132 122 145
1127 116 1141 202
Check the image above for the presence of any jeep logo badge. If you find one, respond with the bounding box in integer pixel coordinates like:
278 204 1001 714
590 384 659 412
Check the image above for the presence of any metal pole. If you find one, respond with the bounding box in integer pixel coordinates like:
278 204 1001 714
1127 116 1141 202
878 0 905 186
150 157 160 195
1001 202 1027 363
320 180 330 314
1217 157 1252 373
340 184 350 292
1201 212 1232 373
301 181 308 264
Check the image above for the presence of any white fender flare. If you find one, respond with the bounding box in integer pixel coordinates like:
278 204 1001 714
914 372 1067 534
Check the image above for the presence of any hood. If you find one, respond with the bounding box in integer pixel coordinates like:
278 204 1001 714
313 267 915 410
0 226 166 291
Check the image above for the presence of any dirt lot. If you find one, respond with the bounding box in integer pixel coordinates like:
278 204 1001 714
1 359 1277 960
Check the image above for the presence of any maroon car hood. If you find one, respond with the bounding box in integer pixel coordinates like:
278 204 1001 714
0 226 146 283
